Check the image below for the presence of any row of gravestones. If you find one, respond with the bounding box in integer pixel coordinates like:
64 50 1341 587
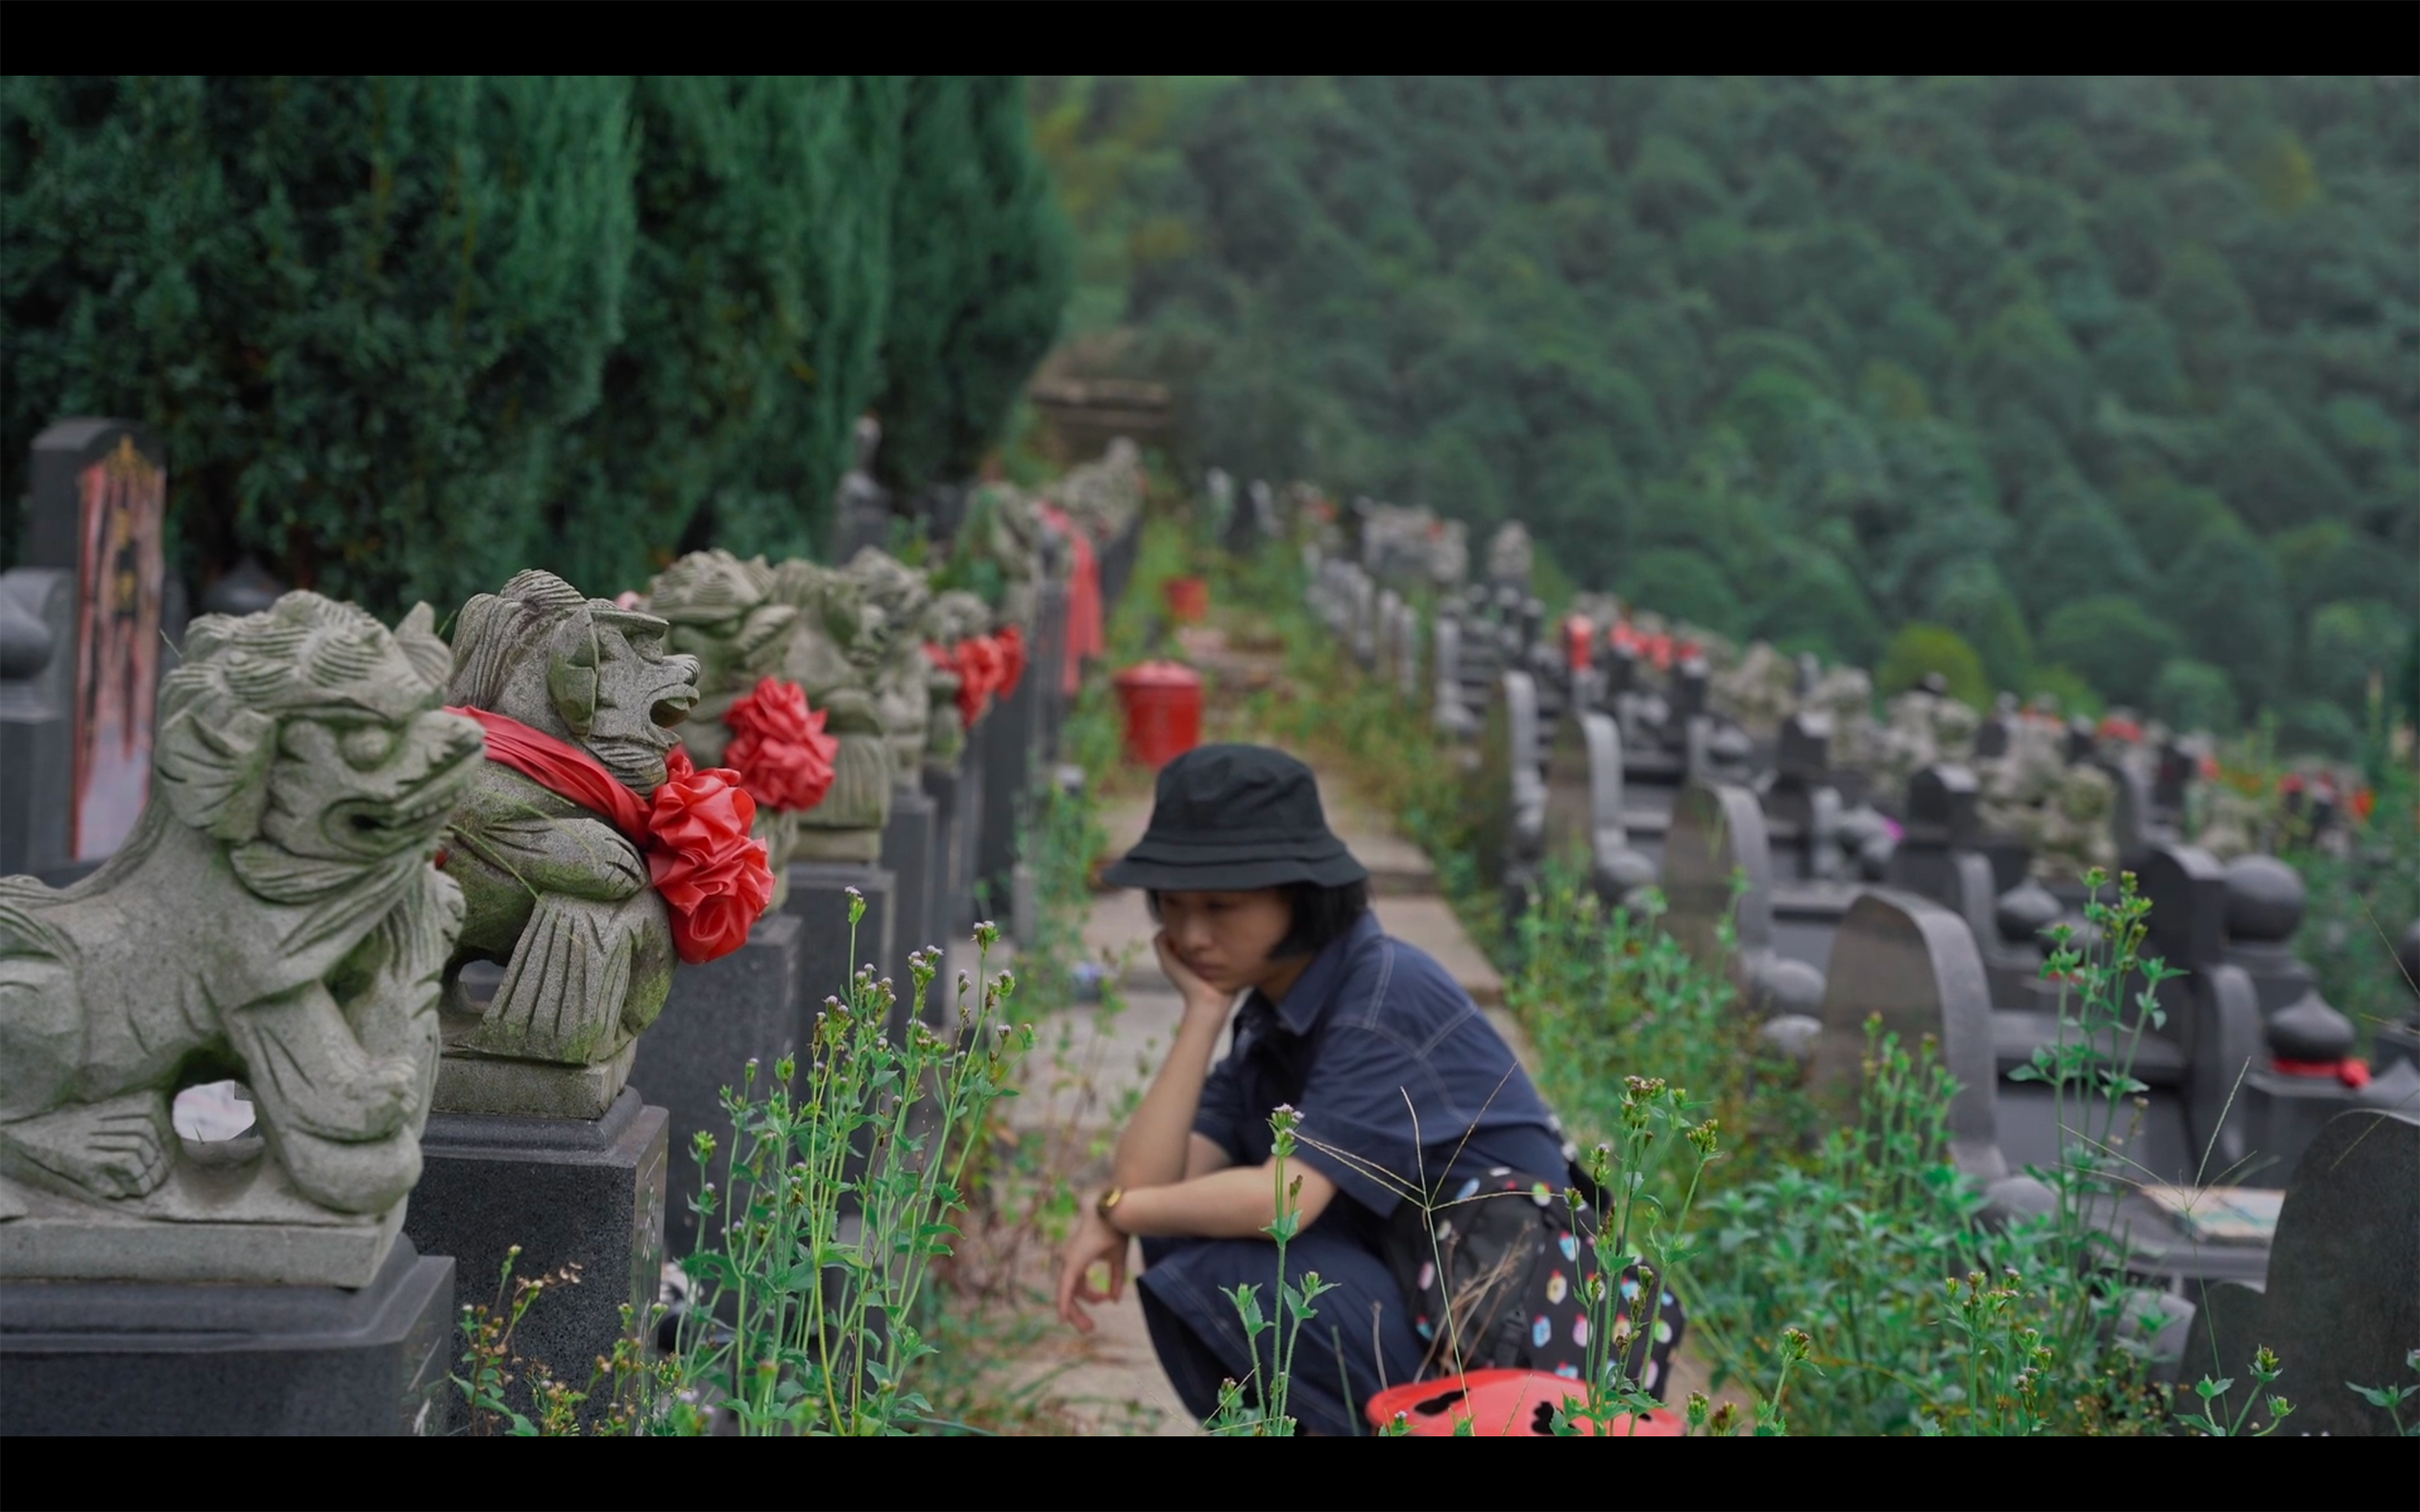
1285 492 2418 1428
0 418 1126 1436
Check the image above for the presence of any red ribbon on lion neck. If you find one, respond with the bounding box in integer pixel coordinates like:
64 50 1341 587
445 706 774 966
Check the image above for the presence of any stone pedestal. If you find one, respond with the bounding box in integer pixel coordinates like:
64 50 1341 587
786 861 897 1018
881 787 940 1030
629 916 802 1252
978 673 1036 923
924 756 974 944
400 1089 666 1431
0 1238 455 1436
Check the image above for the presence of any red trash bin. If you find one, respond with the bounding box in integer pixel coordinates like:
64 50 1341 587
1114 660 1202 768
1164 576 1209 623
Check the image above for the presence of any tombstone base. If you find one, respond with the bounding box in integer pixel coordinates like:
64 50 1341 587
786 861 896 1013
400 1088 666 1431
0 1236 455 1436
2238 1068 2362 1188
789 828 885 865
0 1168 402 1288
432 1041 637 1120
630 915 801 1253
881 787 940 1028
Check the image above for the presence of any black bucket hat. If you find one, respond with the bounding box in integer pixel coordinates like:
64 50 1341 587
1101 744 1368 893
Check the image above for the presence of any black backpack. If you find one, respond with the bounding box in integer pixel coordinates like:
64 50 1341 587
1383 1164 1685 1399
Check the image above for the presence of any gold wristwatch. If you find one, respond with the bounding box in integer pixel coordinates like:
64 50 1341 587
1095 1187 1126 1233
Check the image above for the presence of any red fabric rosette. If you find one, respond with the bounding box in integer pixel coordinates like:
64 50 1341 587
722 676 837 814
444 706 774 967
955 635 1006 726
645 748 775 965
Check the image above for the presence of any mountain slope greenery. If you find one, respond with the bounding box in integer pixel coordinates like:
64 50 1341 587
1030 76 2419 753
3 76 1070 615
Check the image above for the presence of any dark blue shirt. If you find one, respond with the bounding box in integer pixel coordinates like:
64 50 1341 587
1192 910 1572 1228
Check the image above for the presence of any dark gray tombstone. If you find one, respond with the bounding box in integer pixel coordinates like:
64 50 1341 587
939 719 988 938
1670 657 1709 738
1768 712 1833 834
2151 738 2200 835
1600 639 1637 704
1973 698 2014 761
2143 845 2366 1187
1349 570 1377 669
1884 765 1993 930
1812 890 2007 1185
1662 780 1776 972
17 420 170 882
1474 671 1546 920
628 915 803 1252
1432 616 1475 740
883 785 941 1018
2142 842 2264 1179
1374 588 1403 684
1392 601 1421 704
977 661 1035 915
1581 711 1656 906
403 1089 667 1431
787 861 898 1015
0 1238 456 1436
2179 1109 2420 1436
1027 575 1069 781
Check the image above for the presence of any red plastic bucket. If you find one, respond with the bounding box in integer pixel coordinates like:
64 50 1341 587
1113 660 1202 768
1164 576 1209 623
1365 1370 1681 1437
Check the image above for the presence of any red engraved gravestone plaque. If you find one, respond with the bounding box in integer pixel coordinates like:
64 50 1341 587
70 434 166 860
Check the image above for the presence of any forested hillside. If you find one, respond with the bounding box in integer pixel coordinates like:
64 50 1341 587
1031 76 2419 754
2 76 1070 616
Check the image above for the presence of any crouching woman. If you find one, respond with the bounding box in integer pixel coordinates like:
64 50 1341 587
1053 745 1669 1435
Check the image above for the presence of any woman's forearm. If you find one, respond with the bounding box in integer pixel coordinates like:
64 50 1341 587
1109 1161 1337 1240
1111 1006 1230 1189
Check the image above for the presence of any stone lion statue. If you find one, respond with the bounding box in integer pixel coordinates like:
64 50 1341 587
641 549 797 773
767 560 893 863
642 549 800 902
0 593 477 1219
842 545 936 789
437 569 701 1116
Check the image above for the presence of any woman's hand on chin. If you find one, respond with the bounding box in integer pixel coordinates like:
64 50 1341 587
1053 1202 1129 1335
1154 930 1231 1018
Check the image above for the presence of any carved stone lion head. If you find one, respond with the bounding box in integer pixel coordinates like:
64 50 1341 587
155 594 483 868
448 569 702 794
643 551 796 765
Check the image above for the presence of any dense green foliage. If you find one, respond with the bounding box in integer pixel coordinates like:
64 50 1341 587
1 76 636 612
1032 77 2419 749
871 78 1074 499
3 76 1071 614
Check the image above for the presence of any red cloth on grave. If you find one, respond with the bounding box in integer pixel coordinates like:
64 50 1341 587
1039 502 1104 697
445 706 772 966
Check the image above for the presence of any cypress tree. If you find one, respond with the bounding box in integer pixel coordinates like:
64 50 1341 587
544 77 907 590
2 76 637 615
870 77 1072 497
